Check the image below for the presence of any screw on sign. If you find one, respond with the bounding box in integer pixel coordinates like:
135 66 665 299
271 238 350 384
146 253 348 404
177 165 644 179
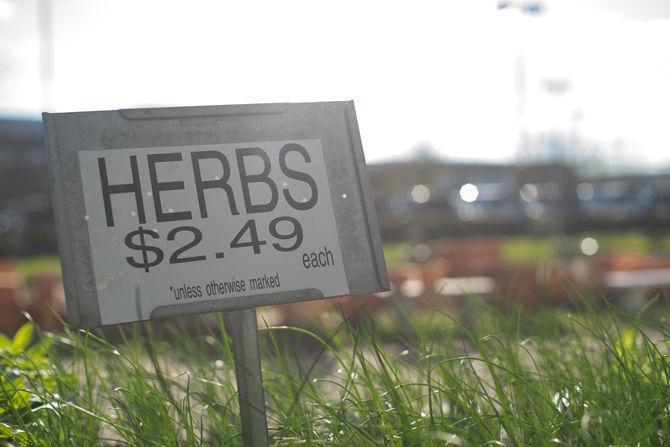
43 102 388 447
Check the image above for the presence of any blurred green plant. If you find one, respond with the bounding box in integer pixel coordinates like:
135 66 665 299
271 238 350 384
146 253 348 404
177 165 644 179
502 237 556 264
614 325 670 384
16 256 61 281
0 322 75 447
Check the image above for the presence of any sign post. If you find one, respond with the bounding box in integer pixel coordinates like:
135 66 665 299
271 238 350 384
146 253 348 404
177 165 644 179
43 101 388 445
224 308 268 446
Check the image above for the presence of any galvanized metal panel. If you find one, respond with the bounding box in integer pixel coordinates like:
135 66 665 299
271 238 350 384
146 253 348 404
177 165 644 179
43 101 388 328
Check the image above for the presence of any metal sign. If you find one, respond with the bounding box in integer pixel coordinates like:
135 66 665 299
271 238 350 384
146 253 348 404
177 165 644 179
43 101 388 328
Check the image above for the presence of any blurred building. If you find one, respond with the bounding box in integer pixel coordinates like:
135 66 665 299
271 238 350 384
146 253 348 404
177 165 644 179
0 117 55 255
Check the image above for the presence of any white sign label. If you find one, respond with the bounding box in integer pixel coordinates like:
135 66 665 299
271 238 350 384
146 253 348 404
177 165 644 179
78 139 349 325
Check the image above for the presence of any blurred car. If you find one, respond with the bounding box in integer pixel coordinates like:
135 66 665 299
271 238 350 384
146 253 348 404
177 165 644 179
576 177 654 229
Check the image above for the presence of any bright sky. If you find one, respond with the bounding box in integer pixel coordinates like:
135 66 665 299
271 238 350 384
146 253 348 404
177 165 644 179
1 0 669 168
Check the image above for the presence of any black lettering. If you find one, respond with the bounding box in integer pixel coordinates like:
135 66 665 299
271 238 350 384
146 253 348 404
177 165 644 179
325 246 334 266
98 156 146 227
302 253 310 268
279 143 318 210
191 151 239 217
236 147 278 214
148 153 192 222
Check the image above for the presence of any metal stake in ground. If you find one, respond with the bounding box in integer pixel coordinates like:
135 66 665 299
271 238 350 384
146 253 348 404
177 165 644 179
225 307 269 447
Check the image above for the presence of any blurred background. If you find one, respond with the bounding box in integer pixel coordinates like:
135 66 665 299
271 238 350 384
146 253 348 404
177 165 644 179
1 0 670 332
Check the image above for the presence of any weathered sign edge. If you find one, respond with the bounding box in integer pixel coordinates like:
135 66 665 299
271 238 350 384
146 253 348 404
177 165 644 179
42 112 84 327
345 101 390 293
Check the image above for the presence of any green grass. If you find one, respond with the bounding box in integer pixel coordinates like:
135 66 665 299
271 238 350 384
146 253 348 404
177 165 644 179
384 231 670 267
502 232 662 265
1 296 670 446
